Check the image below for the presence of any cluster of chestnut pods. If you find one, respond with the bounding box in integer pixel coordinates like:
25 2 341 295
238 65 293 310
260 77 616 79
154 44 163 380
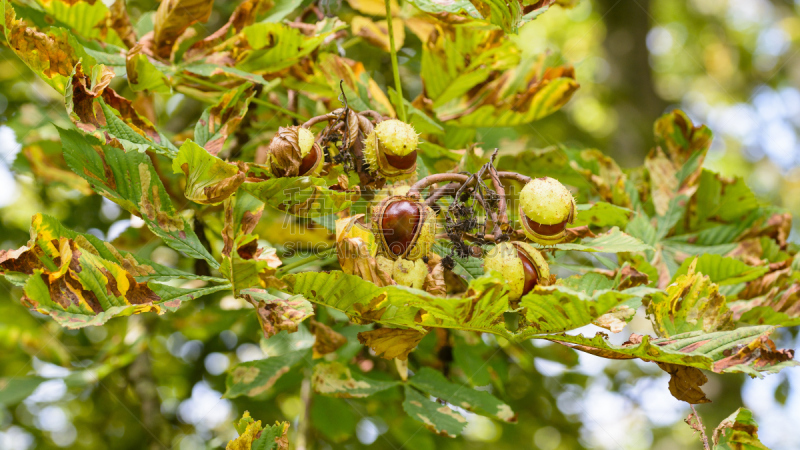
262 113 576 300
263 115 581 301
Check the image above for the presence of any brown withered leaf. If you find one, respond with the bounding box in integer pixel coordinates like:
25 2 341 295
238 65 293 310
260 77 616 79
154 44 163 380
563 225 596 242
738 267 792 300
108 0 138 48
739 212 792 249
152 0 214 60
264 126 306 177
712 335 795 372
184 0 270 59
358 328 428 360
3 3 82 93
222 192 265 258
242 289 313 339
617 265 649 290
656 362 710 404
727 238 767 266
646 111 711 216
197 84 256 156
422 253 447 297
309 320 347 359
730 283 800 326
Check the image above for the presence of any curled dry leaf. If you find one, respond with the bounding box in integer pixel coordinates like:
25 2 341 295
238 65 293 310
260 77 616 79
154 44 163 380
309 320 347 358
712 335 795 373
422 253 447 297
184 0 271 59
152 0 214 60
242 289 313 339
644 258 734 338
265 126 308 177
220 234 284 295
358 327 428 360
335 215 394 287
656 362 710 404
730 282 800 326
711 408 769 449
108 0 138 48
592 305 636 333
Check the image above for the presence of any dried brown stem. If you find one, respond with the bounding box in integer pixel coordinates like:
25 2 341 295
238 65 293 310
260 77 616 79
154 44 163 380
690 405 711 450
425 182 462 206
497 171 532 185
302 114 335 129
487 150 509 231
411 171 532 198
408 173 471 197
359 110 384 122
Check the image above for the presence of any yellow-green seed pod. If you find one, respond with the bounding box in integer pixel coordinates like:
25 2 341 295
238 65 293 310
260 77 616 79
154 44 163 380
371 196 436 261
297 127 315 157
484 242 550 301
519 177 576 245
336 214 376 256
376 255 395 279
363 119 418 181
392 257 427 289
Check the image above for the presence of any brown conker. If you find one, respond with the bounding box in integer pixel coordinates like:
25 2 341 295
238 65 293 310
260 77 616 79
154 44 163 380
381 200 422 257
517 248 539 296
298 143 321 175
372 196 437 261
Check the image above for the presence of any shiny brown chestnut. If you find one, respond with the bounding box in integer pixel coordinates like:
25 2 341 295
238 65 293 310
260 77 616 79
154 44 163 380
371 196 436 261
